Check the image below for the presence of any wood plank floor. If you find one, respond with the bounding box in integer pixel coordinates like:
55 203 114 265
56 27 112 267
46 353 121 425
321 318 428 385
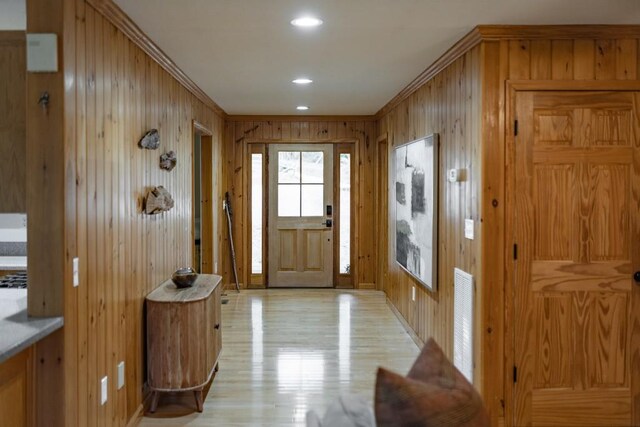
140 289 419 426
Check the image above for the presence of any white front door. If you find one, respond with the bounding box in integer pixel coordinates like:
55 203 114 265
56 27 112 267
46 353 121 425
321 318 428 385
268 144 334 287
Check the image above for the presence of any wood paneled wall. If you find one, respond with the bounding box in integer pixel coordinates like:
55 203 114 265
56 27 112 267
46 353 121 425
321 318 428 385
222 118 377 289
72 5 223 423
26 0 224 424
377 29 640 426
0 32 26 213
377 43 483 382
480 31 640 426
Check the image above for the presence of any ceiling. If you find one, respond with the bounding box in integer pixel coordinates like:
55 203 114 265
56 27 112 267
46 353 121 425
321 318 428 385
3 1 640 115
113 0 640 115
0 0 26 29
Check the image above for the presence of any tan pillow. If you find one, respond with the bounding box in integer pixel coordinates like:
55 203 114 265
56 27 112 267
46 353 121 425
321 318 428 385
374 338 489 427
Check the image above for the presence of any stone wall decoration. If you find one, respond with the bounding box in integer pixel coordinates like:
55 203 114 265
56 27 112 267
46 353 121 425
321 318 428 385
138 129 160 149
144 186 174 215
159 151 177 171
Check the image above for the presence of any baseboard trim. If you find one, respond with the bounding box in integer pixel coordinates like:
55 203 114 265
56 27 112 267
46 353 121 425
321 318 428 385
386 297 424 349
125 403 144 427
358 282 376 290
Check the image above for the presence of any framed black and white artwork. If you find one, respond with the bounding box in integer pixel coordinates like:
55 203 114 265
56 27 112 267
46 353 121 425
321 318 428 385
394 133 439 291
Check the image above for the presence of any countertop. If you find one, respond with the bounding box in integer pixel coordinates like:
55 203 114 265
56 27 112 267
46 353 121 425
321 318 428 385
0 290 63 364
0 256 27 271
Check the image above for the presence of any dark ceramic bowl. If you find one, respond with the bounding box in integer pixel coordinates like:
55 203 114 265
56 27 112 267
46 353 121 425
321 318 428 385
171 267 198 288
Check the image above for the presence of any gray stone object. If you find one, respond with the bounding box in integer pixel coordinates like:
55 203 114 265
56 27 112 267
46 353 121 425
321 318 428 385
144 186 175 215
138 129 160 149
160 150 177 171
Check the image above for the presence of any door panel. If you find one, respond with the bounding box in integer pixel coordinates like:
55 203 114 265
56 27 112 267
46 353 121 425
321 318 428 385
268 144 334 287
513 91 639 426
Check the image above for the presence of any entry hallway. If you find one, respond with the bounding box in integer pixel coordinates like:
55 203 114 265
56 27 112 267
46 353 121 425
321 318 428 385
141 290 420 426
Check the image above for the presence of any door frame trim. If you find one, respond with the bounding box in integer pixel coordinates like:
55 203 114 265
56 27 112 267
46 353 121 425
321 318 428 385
504 80 640 425
244 138 361 289
192 121 214 274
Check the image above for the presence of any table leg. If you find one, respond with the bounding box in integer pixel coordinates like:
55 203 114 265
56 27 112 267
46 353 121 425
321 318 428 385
194 389 204 412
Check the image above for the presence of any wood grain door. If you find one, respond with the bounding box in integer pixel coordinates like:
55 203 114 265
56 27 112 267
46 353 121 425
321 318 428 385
513 91 640 426
268 144 334 287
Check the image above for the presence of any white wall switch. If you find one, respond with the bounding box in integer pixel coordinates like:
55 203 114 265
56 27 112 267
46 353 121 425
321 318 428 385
464 219 475 240
26 33 58 72
100 376 108 405
214 261 218 274
412 286 416 302
73 257 79 287
117 362 125 390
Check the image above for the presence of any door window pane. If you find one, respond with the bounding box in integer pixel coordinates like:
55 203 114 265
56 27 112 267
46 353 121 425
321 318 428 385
339 153 351 274
278 152 300 183
301 184 324 216
278 184 301 217
302 152 324 183
251 153 263 274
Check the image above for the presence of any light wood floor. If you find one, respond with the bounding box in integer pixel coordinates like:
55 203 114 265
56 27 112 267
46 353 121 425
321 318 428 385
140 289 420 426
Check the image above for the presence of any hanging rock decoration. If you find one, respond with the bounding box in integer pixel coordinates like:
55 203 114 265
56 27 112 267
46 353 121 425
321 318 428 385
159 151 177 171
144 186 174 215
138 129 160 149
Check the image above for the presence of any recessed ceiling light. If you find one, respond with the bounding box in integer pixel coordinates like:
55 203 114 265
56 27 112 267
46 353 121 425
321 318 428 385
292 78 313 85
296 106 310 111
291 17 323 28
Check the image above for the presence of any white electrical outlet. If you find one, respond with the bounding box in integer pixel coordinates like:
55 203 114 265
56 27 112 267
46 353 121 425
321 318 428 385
73 257 79 287
100 376 108 405
412 286 416 302
117 362 125 390
464 219 474 240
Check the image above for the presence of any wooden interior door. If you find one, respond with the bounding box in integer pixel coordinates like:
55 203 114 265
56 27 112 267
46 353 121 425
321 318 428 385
513 90 640 426
268 144 334 287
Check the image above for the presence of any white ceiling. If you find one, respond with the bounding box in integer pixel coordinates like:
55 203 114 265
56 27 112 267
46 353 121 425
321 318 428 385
0 0 26 29
113 0 640 115
4 1 640 114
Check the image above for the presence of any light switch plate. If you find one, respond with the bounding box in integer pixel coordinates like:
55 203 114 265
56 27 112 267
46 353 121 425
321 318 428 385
214 261 218 274
73 257 79 287
26 33 58 72
117 362 125 390
464 219 474 240
100 376 108 405
411 286 416 302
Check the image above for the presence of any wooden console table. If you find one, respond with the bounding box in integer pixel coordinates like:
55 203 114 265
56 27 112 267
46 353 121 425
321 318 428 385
146 274 222 412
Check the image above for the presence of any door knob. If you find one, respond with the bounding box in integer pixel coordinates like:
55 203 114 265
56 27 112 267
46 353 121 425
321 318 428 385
323 219 332 227
634 271 640 283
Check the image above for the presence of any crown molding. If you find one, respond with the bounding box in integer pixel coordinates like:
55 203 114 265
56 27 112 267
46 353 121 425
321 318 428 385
227 115 376 122
476 24 640 40
376 25 640 118
375 27 483 118
86 0 227 118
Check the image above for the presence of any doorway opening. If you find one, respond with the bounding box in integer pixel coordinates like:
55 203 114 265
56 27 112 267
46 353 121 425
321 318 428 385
247 142 356 288
193 122 214 274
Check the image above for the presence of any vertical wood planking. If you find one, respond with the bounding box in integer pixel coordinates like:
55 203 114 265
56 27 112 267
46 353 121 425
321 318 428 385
0 32 26 213
530 40 552 80
378 46 483 367
509 40 531 79
55 2 224 425
616 39 638 80
574 39 596 80
551 40 574 79
595 39 616 80
223 118 376 290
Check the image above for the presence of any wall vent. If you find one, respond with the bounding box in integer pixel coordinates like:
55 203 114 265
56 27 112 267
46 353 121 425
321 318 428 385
453 267 474 383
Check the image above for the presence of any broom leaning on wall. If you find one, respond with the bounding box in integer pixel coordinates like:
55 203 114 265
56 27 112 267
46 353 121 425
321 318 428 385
223 192 240 293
